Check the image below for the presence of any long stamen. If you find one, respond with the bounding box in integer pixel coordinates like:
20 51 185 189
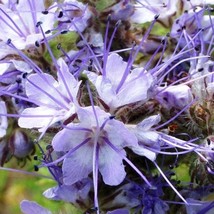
0 167 53 179
0 8 25 37
153 161 188 204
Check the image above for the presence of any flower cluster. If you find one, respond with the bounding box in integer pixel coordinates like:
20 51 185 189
0 0 214 213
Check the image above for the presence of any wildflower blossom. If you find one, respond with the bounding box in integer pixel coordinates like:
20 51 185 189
18 58 81 132
0 0 56 50
85 53 155 112
52 106 138 186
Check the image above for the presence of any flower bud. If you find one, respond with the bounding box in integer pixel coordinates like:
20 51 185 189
9 129 35 159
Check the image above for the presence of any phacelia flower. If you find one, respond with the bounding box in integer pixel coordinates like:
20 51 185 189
18 58 81 132
0 0 56 50
85 53 155 112
52 106 138 186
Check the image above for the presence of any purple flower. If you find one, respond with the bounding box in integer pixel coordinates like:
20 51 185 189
20 200 52 214
52 106 138 186
18 58 81 132
0 0 56 50
85 53 154 111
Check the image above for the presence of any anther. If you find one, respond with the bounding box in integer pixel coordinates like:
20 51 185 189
33 155 38 160
154 14 159 20
57 43 61 50
58 11 63 18
109 116 115 120
169 172 175 176
209 7 214 12
7 38 11 44
42 10 49 15
46 145 53 150
34 165 39 171
16 78 22 84
169 165 174 169
22 73 28 79
35 41 40 47
207 138 211 146
36 21 43 27
107 14 111 22
198 68 204 72
45 30 51 34
61 30 68 34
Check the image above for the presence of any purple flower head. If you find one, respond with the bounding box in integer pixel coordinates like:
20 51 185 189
85 53 155 112
18 58 81 132
52 106 138 186
20 200 52 214
0 0 56 50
